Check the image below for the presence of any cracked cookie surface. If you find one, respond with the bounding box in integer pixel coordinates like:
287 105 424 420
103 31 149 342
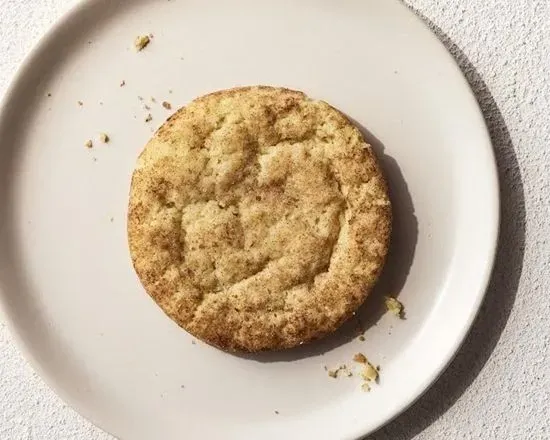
128 86 391 352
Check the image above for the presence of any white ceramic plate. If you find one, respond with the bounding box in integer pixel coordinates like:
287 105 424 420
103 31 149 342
0 0 498 439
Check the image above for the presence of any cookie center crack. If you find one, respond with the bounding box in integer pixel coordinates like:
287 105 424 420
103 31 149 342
177 143 345 297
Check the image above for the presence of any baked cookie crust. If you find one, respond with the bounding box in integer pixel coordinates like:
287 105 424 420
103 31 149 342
128 86 391 352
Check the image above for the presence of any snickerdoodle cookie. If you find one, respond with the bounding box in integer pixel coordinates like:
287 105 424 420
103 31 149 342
128 86 391 352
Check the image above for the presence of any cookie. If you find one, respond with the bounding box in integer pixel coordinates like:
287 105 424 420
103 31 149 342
128 86 391 352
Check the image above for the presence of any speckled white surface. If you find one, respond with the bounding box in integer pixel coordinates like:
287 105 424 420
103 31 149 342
0 0 549 439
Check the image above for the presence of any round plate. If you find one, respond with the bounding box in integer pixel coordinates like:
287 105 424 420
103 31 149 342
0 0 498 439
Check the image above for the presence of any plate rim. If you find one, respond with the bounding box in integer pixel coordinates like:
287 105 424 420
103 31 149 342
0 0 500 438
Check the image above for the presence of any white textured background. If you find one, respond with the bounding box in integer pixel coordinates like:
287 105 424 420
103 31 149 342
0 0 549 439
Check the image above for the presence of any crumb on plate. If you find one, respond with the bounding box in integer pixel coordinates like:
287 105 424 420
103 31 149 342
361 360 379 383
134 35 151 51
162 101 172 110
385 296 404 318
99 133 110 143
328 364 350 379
85 139 93 149
145 113 153 123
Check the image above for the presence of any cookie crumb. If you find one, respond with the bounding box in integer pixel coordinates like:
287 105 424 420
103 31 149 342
144 104 151 110
361 383 371 392
162 101 172 110
150 97 157 103
358 335 366 342
191 340 196 345
328 365 348 378
99 133 110 143
361 360 379 383
145 113 153 123
110 217 114 223
138 96 144 101
353 353 367 364
274 410 279 415
168 89 173 94
47 93 52 97
134 35 151 51
385 296 404 318
77 100 83 106
84 140 93 149
120 80 126 87
180 385 185 389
